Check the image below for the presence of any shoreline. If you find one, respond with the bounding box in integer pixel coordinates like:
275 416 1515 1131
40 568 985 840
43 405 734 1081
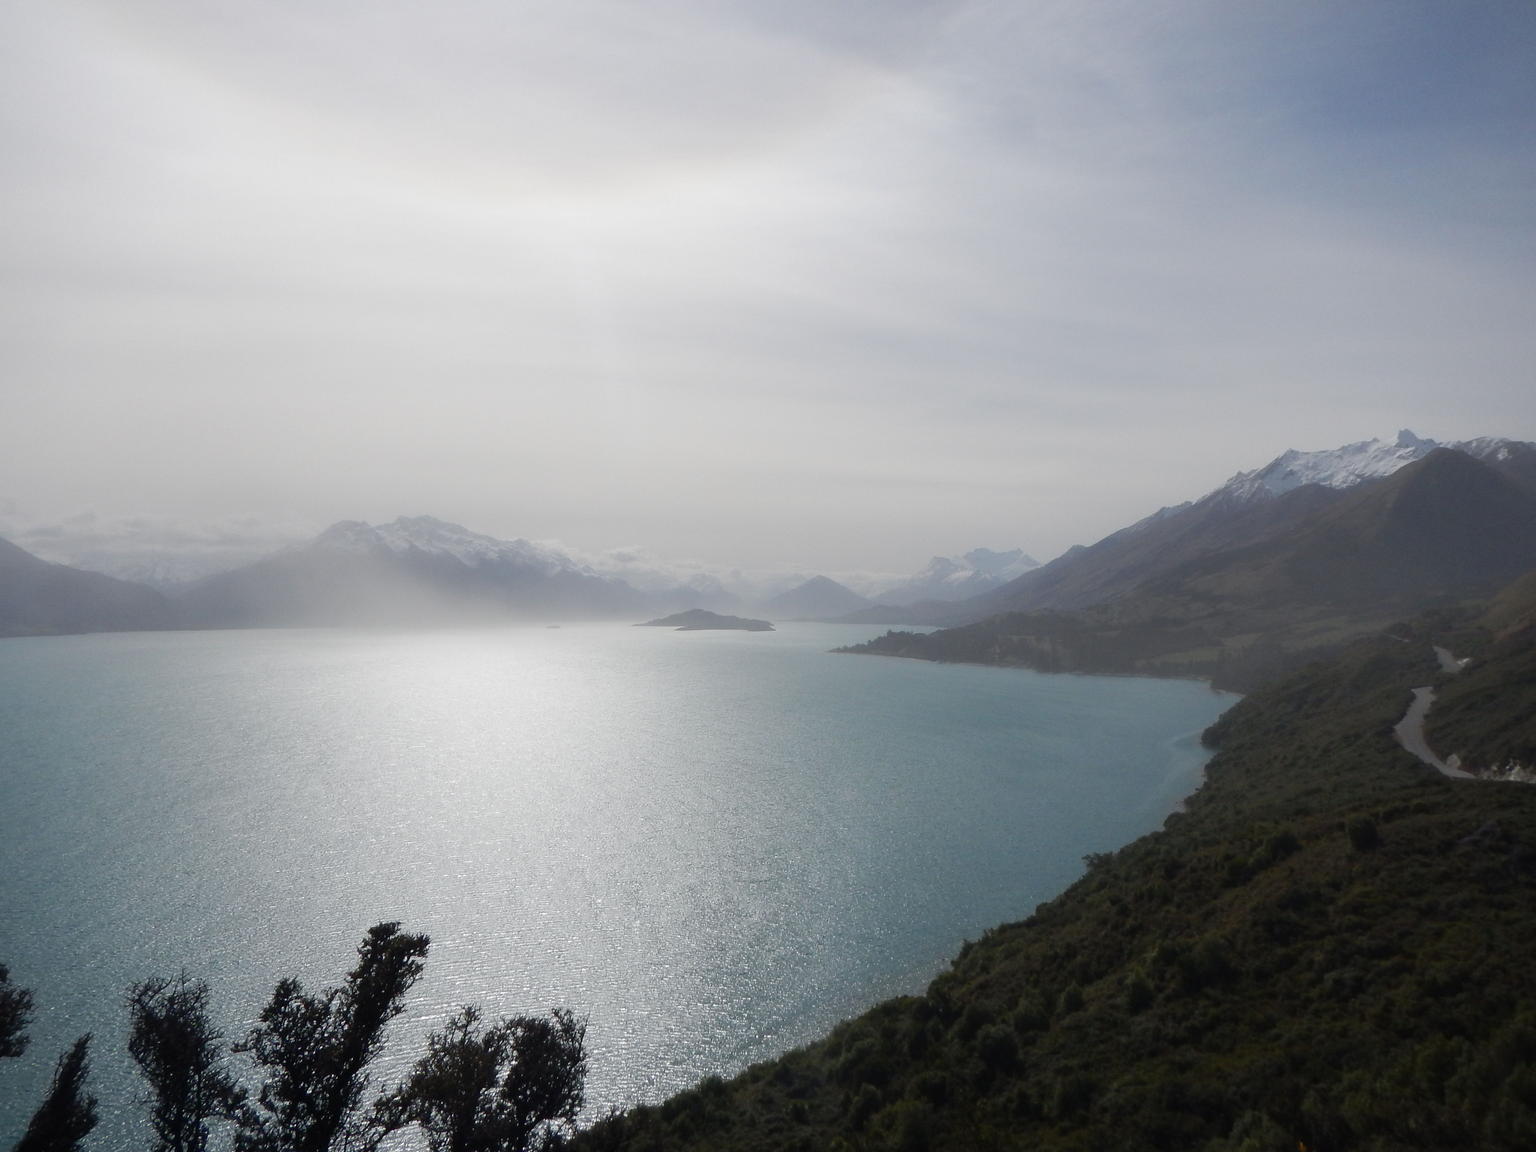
831 643 1235 690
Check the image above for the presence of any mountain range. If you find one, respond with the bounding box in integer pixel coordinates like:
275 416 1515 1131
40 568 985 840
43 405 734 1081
843 432 1536 689
173 516 652 628
873 547 1040 606
4 431 1534 644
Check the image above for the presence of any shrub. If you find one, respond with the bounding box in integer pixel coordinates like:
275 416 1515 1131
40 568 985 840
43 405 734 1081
976 1023 1020 1072
1126 972 1155 1014
846 1084 881 1129
1347 816 1381 851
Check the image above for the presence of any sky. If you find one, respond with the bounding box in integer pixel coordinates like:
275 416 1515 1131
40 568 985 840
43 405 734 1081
3 0 1535 580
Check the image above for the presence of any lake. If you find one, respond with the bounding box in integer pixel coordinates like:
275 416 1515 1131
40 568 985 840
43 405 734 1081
0 623 1233 1147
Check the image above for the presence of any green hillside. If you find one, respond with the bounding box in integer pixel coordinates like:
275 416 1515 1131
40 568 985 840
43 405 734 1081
576 608 1536 1151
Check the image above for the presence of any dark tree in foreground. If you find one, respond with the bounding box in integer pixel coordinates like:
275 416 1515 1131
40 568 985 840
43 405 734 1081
13 1034 97 1152
0 964 33 1059
127 973 247 1152
379 1006 587 1152
236 922 430 1152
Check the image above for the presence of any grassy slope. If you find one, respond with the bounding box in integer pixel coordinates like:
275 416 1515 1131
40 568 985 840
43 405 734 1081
577 616 1536 1152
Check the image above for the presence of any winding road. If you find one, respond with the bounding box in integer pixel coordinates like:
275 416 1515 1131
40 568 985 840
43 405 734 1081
1393 684 1475 779
1394 645 1477 779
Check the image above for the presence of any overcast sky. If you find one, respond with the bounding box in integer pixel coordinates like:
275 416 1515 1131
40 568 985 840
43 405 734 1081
3 0 1534 577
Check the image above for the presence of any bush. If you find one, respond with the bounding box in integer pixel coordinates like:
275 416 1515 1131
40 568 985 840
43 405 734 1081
976 1023 1020 1072
1126 972 1155 1014
846 1084 881 1129
878 1099 937 1152
1347 816 1381 851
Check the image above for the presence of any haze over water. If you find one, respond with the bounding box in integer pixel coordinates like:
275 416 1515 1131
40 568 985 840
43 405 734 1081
0 624 1232 1147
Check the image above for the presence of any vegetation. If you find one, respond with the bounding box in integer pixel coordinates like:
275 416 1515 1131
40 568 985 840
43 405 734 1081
378 1005 589 1152
2 925 587 1152
234 922 430 1152
1425 582 1536 774
581 606 1536 1150
126 975 245 1152
13 1037 97 1152
834 602 1416 693
1 965 33 1060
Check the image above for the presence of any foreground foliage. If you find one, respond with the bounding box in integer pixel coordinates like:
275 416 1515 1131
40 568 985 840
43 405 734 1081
379 1005 588 1152
580 611 1536 1150
126 974 246 1152
2 926 586 1152
13 1037 97 1152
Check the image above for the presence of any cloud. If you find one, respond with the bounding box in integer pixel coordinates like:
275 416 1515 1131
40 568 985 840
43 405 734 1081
9 509 311 568
2 1 1533 571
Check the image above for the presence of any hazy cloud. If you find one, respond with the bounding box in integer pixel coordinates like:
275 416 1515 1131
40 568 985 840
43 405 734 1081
3 0 1534 571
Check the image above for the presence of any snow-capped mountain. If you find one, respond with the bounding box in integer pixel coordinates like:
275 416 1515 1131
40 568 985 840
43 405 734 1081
302 515 607 579
970 431 1536 619
179 515 655 626
876 548 1041 606
1217 430 1532 502
60 550 258 591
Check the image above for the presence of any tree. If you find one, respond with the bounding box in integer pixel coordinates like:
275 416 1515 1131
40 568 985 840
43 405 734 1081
127 973 247 1152
0 964 33 1059
379 1005 587 1152
235 921 430 1152
13 1035 97 1152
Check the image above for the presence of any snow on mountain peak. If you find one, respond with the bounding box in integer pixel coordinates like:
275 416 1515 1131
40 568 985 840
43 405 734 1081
306 516 597 578
309 520 386 554
1220 432 1442 500
876 547 1041 604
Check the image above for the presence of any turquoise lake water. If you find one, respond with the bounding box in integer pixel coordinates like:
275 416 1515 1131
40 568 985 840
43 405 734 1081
0 623 1234 1147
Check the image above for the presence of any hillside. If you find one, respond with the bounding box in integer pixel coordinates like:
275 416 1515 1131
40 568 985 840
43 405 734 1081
576 603 1536 1152
1423 586 1536 778
0 536 168 637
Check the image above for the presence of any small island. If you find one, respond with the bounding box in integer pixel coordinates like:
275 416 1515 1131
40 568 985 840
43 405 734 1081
636 609 775 632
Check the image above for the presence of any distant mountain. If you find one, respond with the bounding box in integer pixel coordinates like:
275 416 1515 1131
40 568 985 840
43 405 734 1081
1156 447 1536 610
975 431 1536 619
1218 429 1536 502
876 547 1039 606
846 443 1536 689
1218 428 1441 501
761 575 873 620
643 573 745 616
175 516 650 627
64 550 252 591
0 536 168 637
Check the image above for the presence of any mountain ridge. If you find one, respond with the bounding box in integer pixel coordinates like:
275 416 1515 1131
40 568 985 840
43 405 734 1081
842 447 1536 689
0 537 170 638
760 575 874 620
